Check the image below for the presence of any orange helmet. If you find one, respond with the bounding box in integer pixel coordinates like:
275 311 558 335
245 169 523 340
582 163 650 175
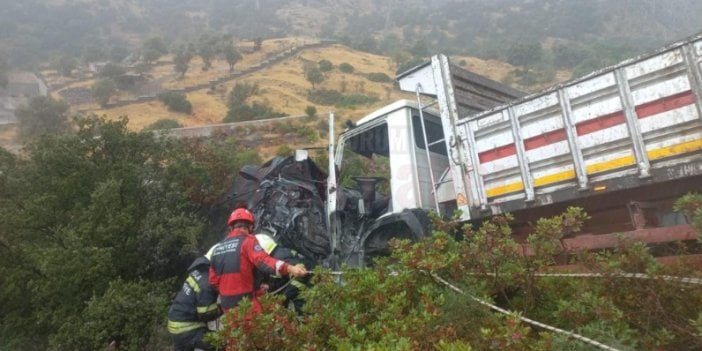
227 208 255 226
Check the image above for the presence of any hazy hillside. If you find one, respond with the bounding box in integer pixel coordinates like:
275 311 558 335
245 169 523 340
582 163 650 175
2 0 701 69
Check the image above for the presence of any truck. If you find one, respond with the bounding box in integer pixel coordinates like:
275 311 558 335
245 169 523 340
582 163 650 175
236 33 702 268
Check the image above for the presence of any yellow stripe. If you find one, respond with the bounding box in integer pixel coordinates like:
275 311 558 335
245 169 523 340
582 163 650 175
648 138 702 160
534 169 576 187
186 276 200 293
484 138 702 198
586 155 635 174
196 304 218 314
167 320 206 334
485 182 524 198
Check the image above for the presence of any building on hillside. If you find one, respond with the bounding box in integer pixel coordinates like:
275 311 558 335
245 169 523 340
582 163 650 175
0 72 48 125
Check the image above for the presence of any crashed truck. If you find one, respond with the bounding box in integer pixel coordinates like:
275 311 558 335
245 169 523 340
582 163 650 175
233 33 702 268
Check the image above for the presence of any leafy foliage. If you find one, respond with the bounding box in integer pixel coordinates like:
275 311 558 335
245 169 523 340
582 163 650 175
225 83 286 122
318 59 334 72
364 72 392 83
158 91 193 114
0 115 208 350
15 95 71 139
212 207 702 350
144 118 183 131
92 78 117 107
304 105 317 119
307 88 379 108
339 62 355 73
305 66 325 89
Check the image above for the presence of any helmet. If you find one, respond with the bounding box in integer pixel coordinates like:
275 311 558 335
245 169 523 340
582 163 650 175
227 208 255 226
255 233 277 254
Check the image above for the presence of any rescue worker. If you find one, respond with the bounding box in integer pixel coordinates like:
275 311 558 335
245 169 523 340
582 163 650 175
254 233 314 314
208 208 308 313
167 251 220 351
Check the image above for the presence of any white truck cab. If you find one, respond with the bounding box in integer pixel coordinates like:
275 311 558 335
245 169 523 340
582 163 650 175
334 100 453 217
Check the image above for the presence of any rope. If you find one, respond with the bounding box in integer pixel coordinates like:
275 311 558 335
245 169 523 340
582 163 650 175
427 272 622 351
322 270 702 285
469 272 702 285
268 279 294 295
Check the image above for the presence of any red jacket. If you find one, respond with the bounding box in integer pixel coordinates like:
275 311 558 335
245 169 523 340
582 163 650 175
209 228 289 311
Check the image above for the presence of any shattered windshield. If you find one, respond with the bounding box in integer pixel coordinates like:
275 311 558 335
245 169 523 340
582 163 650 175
339 123 391 196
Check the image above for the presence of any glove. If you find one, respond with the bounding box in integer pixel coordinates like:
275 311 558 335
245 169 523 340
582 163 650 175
287 264 308 278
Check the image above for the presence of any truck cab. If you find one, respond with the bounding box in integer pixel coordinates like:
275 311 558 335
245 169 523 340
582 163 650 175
335 100 453 218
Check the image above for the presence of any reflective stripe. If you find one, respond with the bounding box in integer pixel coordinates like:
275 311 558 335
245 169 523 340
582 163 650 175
186 276 200 293
196 303 219 314
167 320 206 334
291 279 306 290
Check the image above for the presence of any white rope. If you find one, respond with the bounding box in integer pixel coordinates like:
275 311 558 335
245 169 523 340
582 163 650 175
428 272 622 351
535 272 702 285
467 272 702 285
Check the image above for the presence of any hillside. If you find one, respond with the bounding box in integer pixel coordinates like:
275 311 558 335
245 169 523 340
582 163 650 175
2 38 558 158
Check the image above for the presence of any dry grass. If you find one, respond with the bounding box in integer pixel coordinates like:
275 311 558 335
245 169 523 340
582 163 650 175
42 38 572 160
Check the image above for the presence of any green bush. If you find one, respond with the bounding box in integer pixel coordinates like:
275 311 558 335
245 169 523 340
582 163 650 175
364 72 392 83
307 89 343 106
339 62 355 73
157 91 192 114
224 102 287 122
336 93 379 109
318 59 333 72
275 144 294 157
305 105 317 119
212 205 702 350
307 89 379 108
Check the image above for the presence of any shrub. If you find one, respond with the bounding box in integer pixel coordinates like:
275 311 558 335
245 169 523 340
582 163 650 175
295 126 318 142
318 59 333 72
224 102 287 123
212 205 702 350
275 144 294 157
339 62 355 73
308 89 378 108
364 72 392 83
157 91 192 114
336 93 379 109
144 119 183 131
307 89 343 106
305 105 317 119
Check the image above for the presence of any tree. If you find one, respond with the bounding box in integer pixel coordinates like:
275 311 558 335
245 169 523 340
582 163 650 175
55 55 78 77
97 62 126 80
253 37 263 51
318 59 333 72
506 40 543 67
305 105 317 119
0 116 204 350
141 36 168 64
173 44 194 78
14 96 70 139
306 67 324 89
92 78 117 107
223 45 242 73
197 34 218 71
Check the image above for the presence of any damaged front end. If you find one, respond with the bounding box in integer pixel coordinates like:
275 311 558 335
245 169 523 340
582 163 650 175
231 154 431 269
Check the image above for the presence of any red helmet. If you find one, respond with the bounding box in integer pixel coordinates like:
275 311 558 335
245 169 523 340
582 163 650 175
227 208 255 226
